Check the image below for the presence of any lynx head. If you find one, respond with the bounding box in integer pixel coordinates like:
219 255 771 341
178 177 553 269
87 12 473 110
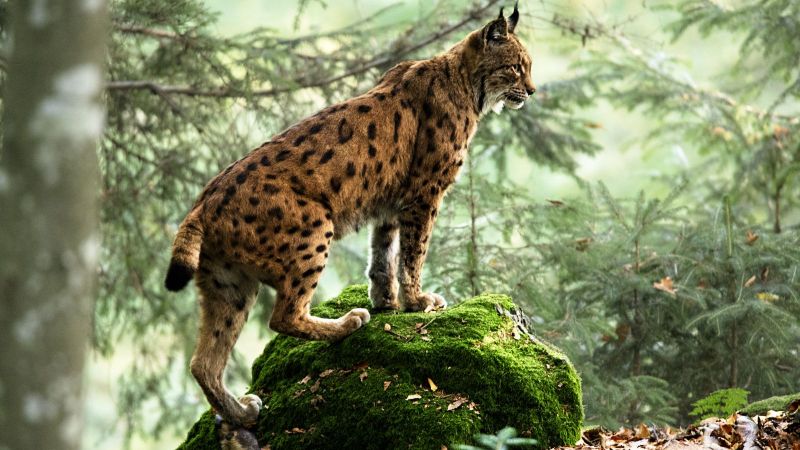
465 2 536 115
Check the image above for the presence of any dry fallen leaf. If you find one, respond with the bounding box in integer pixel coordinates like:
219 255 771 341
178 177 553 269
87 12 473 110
582 427 606 446
427 378 438 392
406 394 422 401
383 323 391 332
612 426 635 442
746 230 759 245
359 371 368 382
309 379 320 394
653 276 677 295
383 381 391 391
635 423 650 439
744 275 757 287
319 369 335 378
547 199 565 207
447 399 465 411
420 336 432 342
298 375 311 385
553 408 800 450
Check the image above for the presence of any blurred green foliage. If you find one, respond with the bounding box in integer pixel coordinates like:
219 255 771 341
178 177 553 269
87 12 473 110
456 427 538 450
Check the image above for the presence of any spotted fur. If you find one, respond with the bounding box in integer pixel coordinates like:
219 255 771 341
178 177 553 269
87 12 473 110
165 4 535 430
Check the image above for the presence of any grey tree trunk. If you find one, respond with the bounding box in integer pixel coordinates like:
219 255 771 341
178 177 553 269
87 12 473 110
0 1 107 449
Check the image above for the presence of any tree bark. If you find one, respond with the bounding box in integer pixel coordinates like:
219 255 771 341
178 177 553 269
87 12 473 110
466 154 479 297
0 1 107 449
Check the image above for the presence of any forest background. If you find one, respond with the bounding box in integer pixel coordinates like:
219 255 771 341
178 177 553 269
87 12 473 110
2 0 798 448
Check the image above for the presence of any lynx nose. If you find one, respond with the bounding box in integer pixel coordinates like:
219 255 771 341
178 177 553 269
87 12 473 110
526 86 536 96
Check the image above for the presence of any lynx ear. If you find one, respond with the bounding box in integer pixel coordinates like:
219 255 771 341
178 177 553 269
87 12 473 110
508 1 520 33
484 11 509 43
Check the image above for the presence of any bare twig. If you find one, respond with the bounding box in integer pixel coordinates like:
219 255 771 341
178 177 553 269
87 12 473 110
419 316 439 331
384 328 414 342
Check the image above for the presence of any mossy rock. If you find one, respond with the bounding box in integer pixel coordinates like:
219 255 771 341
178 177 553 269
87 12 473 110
178 285 583 449
740 393 800 416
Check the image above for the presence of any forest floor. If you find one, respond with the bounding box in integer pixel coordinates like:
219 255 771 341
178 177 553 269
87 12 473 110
551 400 799 450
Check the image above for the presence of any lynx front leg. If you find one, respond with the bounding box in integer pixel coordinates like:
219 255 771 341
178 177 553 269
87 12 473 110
367 219 401 310
397 200 447 312
267 217 370 341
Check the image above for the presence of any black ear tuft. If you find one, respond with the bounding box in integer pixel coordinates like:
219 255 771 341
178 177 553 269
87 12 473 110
509 1 520 33
497 6 505 20
485 16 509 43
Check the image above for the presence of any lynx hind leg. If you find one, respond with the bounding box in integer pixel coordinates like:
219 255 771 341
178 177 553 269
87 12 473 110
367 220 400 310
191 261 262 428
267 221 370 341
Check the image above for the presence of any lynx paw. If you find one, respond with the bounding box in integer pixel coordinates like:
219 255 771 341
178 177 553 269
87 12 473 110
405 292 447 312
345 308 371 328
238 394 262 428
369 280 400 310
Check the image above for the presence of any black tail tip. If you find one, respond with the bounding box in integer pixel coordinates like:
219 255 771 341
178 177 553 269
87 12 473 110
165 260 194 292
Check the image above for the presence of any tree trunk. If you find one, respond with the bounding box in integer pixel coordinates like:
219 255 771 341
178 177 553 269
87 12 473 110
0 1 107 449
466 155 479 297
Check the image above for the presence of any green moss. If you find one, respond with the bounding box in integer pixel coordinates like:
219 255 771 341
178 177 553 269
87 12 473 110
178 285 583 449
177 411 217 450
740 393 800 416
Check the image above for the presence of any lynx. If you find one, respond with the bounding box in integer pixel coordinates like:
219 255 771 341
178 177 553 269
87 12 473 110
165 3 535 430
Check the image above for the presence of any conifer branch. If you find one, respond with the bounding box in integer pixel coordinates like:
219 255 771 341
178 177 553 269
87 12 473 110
115 24 189 41
106 0 501 98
